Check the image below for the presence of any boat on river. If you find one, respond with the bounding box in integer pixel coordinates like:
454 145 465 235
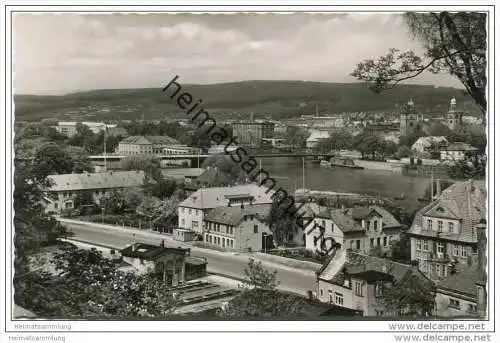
321 157 364 169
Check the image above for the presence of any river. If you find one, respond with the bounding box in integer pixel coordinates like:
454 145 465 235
258 157 432 211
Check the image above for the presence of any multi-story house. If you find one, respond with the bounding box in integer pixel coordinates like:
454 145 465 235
407 179 486 281
440 142 480 162
177 184 274 234
202 204 272 252
43 170 146 213
232 121 275 147
434 223 487 318
411 136 449 157
54 121 117 137
316 248 433 316
304 206 404 256
117 136 179 155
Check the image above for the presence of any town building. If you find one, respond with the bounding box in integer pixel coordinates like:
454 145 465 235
304 206 404 256
208 144 238 155
202 203 272 252
119 242 207 286
306 130 331 149
54 121 117 137
446 98 465 130
434 224 487 318
232 121 275 147
399 99 424 137
177 184 274 234
440 142 480 162
316 248 433 316
116 135 179 155
43 170 146 213
411 136 449 156
163 145 202 155
407 179 486 282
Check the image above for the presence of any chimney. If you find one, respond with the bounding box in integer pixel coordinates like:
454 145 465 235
436 179 442 197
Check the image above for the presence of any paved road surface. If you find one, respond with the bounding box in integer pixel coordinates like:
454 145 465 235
62 220 317 296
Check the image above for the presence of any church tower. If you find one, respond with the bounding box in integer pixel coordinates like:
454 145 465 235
446 97 463 130
400 98 423 137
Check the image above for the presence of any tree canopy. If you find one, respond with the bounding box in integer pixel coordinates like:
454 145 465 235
351 12 486 114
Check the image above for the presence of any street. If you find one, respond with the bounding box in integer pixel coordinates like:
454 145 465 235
61 220 317 296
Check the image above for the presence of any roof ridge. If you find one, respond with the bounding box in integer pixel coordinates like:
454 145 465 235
348 250 413 268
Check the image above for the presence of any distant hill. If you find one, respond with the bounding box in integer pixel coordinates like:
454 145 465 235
14 80 482 122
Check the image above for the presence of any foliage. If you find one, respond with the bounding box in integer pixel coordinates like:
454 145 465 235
284 126 309 148
267 194 300 246
201 155 246 185
65 145 94 173
399 130 427 149
369 245 387 258
122 156 162 181
99 187 145 214
395 145 412 159
15 246 178 318
317 131 354 153
150 178 179 200
389 234 412 263
33 143 74 180
446 158 486 180
136 196 163 218
351 12 486 114
377 273 436 316
241 258 279 290
73 190 95 209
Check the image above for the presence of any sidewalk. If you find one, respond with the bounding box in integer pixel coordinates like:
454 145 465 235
58 217 321 273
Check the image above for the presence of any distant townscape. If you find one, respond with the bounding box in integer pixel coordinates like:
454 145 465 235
12 11 488 321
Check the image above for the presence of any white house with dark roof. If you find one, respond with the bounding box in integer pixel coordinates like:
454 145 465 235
407 179 486 281
117 135 180 155
440 142 480 162
202 203 272 252
43 170 146 213
177 184 274 234
316 248 433 316
411 136 448 155
304 206 404 257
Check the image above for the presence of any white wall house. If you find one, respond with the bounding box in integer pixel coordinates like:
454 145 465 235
306 130 331 149
304 206 403 257
43 170 146 214
411 136 448 155
203 204 272 252
440 142 480 162
54 121 117 137
177 184 274 234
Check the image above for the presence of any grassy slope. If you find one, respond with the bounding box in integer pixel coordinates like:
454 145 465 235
14 80 482 122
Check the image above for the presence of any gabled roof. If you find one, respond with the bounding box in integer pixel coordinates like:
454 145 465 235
204 203 271 226
409 180 486 243
47 171 146 192
411 136 448 149
306 130 330 142
437 264 484 297
179 184 274 209
119 135 179 145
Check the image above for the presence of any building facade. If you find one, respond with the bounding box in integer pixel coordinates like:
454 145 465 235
177 184 274 234
202 204 272 252
43 170 146 213
232 121 275 147
54 121 117 137
316 248 433 316
304 206 403 256
407 180 486 282
400 99 424 137
117 136 180 155
440 142 480 162
411 136 449 156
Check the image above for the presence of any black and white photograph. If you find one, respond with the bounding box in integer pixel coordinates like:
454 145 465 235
1 2 498 342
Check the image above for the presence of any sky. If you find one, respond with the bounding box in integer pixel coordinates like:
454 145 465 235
13 13 462 95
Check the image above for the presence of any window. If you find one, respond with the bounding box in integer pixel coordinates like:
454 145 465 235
322 220 326 228
356 240 361 250
54 203 58 209
189 209 192 214
377 237 381 246
448 222 454 233
436 264 441 277
427 219 433 230
449 299 460 309
370 238 374 247
350 240 354 249
467 304 477 313
354 281 363 296
217 237 221 245
331 223 334 232
438 221 443 232
328 290 333 303
416 239 422 251
437 242 445 256
383 237 387 247
334 292 344 306
181 219 185 226
254 225 258 234
320 289 323 296
373 220 378 231
461 246 468 258
453 245 459 256
423 240 429 251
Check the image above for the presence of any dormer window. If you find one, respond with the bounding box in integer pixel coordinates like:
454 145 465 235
436 207 445 212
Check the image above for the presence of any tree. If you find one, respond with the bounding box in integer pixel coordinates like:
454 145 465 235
284 126 308 148
389 234 412 263
33 143 74 180
65 146 94 173
73 190 95 209
396 146 412 159
267 194 299 246
446 158 486 180
201 155 246 185
241 258 279 290
351 12 486 114
377 273 436 316
122 156 162 181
